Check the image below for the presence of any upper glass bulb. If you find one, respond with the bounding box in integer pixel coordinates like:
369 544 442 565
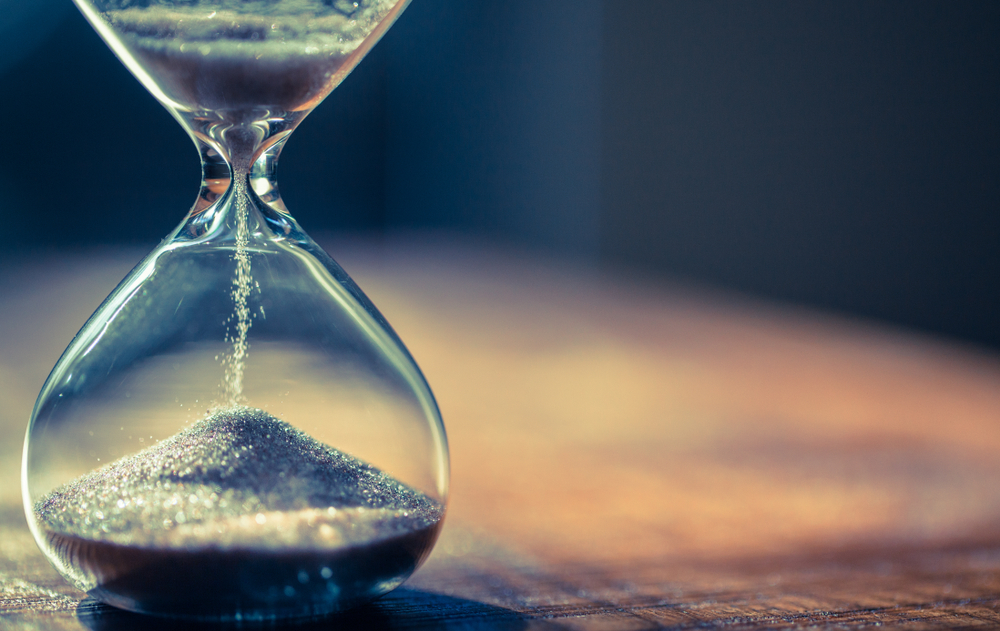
22 0 448 621
83 0 407 115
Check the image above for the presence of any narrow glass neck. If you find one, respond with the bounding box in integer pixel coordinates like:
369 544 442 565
181 108 308 167
171 111 304 244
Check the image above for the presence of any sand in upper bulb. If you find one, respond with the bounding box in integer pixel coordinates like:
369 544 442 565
34 407 444 620
103 0 404 113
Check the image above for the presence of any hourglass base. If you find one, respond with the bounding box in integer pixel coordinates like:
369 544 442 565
43 524 441 620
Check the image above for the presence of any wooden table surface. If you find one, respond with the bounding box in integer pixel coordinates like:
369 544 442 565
3 235 1000 629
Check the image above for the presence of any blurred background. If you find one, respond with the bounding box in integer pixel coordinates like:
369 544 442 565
1 0 997 350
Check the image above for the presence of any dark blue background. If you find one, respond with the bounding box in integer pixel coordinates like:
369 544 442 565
1 0 998 349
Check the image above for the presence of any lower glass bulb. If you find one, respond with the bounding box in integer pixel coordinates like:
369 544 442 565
21 147 449 620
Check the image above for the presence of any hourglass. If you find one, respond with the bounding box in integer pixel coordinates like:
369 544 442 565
21 0 448 621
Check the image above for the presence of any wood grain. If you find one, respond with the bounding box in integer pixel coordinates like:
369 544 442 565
2 236 1000 629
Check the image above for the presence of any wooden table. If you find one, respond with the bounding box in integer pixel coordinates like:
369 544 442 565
3 235 1000 629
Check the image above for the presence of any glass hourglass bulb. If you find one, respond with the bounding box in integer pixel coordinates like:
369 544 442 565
21 0 448 621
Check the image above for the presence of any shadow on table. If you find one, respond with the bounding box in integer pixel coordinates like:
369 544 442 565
76 588 533 630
